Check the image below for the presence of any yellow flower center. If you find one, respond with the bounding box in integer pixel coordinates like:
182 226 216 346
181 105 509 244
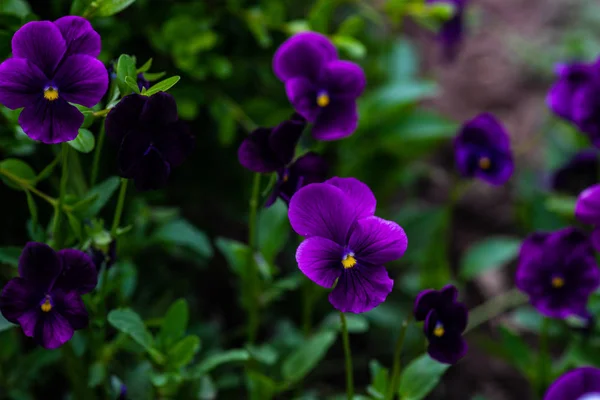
551 276 565 288
316 92 330 107
40 298 52 312
478 156 491 170
433 322 445 337
44 87 59 101
342 253 357 269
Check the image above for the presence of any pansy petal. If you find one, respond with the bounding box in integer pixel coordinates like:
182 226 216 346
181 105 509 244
238 128 281 173
445 302 468 333
17 309 39 338
296 237 343 288
413 289 440 321
312 100 358 141
154 121 195 168
55 249 97 295
105 94 147 145
292 152 329 184
55 291 88 330
455 113 511 152
140 92 178 125
54 16 101 57
131 149 171 191
19 98 83 143
328 264 393 313
325 177 376 219
0 278 38 323
288 183 359 244
349 216 408 265
0 58 46 109
54 55 108 107
576 184 600 225
544 367 600 400
273 32 337 82
440 284 459 303
34 311 74 349
269 117 305 166
285 77 319 122
428 334 467 364
321 60 366 99
18 242 61 290
118 129 151 176
11 21 66 77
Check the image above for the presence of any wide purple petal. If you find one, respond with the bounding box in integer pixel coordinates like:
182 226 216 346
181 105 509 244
325 177 376 219
54 249 97 295
285 77 319 122
118 129 151 177
11 21 66 78
0 278 39 323
17 309 39 338
544 367 600 400
140 92 178 125
18 242 61 290
576 184 600 225
349 216 408 265
130 149 171 191
288 183 359 245
413 289 440 321
427 334 468 364
440 284 459 303
445 302 468 333
238 128 282 173
154 121 195 168
54 16 101 57
106 94 147 145
0 58 46 109
19 98 84 143
547 62 595 121
455 113 511 151
321 60 366 99
34 311 74 349
312 100 358 141
292 152 329 184
269 116 305 166
54 55 108 107
328 264 393 313
55 290 88 330
273 32 337 82
591 227 600 253
296 236 343 288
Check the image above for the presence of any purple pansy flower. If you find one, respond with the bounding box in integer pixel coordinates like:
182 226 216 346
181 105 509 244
427 0 466 61
0 242 97 349
454 113 514 185
288 177 408 313
87 240 117 272
516 228 600 319
575 184 600 251
0 17 108 144
544 367 600 400
551 150 599 195
413 285 468 364
105 93 195 191
273 32 366 141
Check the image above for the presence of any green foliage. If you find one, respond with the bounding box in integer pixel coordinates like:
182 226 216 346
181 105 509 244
398 354 450 400
281 330 337 384
67 129 95 154
460 237 521 280
0 158 36 191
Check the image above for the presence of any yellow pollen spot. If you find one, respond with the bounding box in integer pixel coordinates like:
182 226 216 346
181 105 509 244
44 87 59 101
316 93 330 107
40 299 52 312
478 156 491 170
282 173 289 183
342 254 357 269
433 323 445 337
552 276 565 288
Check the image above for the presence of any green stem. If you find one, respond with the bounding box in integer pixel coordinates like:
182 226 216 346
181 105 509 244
52 144 70 249
385 316 412 400
465 288 528 333
111 178 128 236
0 168 57 206
62 342 96 400
246 172 261 343
90 119 106 187
340 312 354 400
537 318 550 397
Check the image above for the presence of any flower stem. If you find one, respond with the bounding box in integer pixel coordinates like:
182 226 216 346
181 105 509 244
110 178 128 237
385 315 412 400
340 312 354 400
62 342 96 400
537 317 550 397
52 144 69 249
90 119 106 187
246 172 261 343
465 288 528 333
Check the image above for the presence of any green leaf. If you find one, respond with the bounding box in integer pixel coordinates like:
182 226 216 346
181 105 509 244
0 313 16 332
116 54 137 95
497 325 533 375
95 0 136 17
88 362 106 388
156 298 189 351
321 313 369 333
257 198 289 263
124 76 141 94
137 58 153 73
154 219 213 259
332 35 366 59
281 330 337 384
0 159 36 191
244 8 271 48
67 213 82 240
398 354 449 400
460 237 521 280
167 335 201 368
78 177 121 219
367 360 389 399
246 370 276 400
545 195 576 218
107 309 154 352
145 76 181 96
0 0 31 17
143 71 166 81
189 349 250 379
67 129 95 153
215 237 250 278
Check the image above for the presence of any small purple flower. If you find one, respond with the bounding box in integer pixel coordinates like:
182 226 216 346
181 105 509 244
105 93 195 191
0 242 97 349
516 228 600 319
551 150 599 195
427 0 466 61
575 184 600 252
289 177 408 313
413 285 468 364
454 113 514 185
118 384 127 400
273 32 366 141
544 367 600 400
0 17 108 143
87 240 117 272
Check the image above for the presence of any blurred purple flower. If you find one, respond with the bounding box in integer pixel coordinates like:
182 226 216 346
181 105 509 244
413 285 468 364
427 0 466 61
105 93 195 191
87 240 117 272
289 177 408 313
516 228 600 319
0 17 108 143
454 113 513 185
273 32 366 141
575 184 600 251
544 367 600 400
118 384 127 400
551 150 599 195
0 242 97 349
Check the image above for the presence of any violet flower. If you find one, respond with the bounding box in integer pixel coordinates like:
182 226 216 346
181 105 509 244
516 228 600 319
413 285 468 364
288 177 408 313
0 242 97 349
551 150 599 195
0 17 108 143
427 0 466 61
575 184 600 251
273 32 366 141
454 113 514 185
544 367 600 400
105 93 195 191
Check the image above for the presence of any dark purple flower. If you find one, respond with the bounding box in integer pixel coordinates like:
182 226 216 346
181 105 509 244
105 93 195 191
516 228 600 319
544 367 600 400
0 17 108 144
427 0 466 61
137 73 150 91
551 150 599 195
87 240 117 272
289 177 408 313
0 242 97 349
413 285 468 364
273 32 366 141
454 113 514 185
118 384 127 400
575 184 600 252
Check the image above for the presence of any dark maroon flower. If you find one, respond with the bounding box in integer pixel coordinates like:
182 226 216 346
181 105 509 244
544 367 600 400
105 93 195 191
426 0 466 61
454 113 514 185
0 242 97 349
516 228 600 319
413 285 468 364
87 240 117 272
551 150 599 195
